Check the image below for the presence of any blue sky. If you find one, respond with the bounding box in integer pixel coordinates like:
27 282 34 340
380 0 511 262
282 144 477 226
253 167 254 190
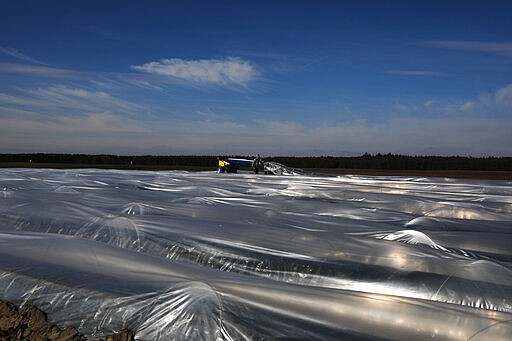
1 1 511 156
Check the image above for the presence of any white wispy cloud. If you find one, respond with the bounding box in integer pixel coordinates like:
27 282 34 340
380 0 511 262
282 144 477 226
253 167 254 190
2 107 510 156
0 62 79 78
455 83 512 114
0 86 151 153
19 85 146 115
0 92 50 108
141 116 511 156
0 47 46 64
493 83 512 108
131 57 258 87
56 112 149 133
255 119 305 135
0 61 167 92
117 103 512 155
459 101 476 112
0 114 150 154
424 100 436 109
0 85 149 125
195 108 231 120
424 40 512 57
386 70 443 76
393 102 408 112
391 83 512 117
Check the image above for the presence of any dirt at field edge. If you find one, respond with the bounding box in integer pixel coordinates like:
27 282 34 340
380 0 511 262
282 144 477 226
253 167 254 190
0 300 134 341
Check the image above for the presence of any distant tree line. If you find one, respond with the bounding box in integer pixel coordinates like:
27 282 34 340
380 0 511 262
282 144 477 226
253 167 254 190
1 153 511 171
268 153 512 171
0 154 218 167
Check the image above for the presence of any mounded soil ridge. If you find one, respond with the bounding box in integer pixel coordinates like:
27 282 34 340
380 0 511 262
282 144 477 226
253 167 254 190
0 300 134 341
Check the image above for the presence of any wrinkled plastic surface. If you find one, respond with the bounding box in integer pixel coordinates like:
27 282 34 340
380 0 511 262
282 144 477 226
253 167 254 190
0 168 511 340
263 161 305 175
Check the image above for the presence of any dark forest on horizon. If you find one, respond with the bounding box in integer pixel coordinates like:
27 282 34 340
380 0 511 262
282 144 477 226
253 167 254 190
1 153 511 171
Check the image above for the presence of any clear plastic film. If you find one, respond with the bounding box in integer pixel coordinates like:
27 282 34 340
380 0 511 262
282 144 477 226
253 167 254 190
0 168 511 340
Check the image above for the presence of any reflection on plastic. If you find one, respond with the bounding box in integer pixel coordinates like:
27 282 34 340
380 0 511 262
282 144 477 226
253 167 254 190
0 169 511 340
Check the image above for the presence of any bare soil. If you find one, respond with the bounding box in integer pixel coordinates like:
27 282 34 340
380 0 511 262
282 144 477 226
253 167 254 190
0 300 134 341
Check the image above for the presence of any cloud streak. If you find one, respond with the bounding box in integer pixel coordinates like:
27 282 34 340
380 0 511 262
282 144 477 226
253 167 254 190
0 114 150 154
386 70 443 76
0 47 46 64
61 86 138 109
424 40 512 57
493 83 512 108
2 111 510 156
391 83 512 117
149 116 512 156
0 86 151 153
131 57 258 87
15 85 146 115
0 62 80 78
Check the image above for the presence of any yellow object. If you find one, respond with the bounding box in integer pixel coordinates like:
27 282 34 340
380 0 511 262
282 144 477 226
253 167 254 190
218 160 229 167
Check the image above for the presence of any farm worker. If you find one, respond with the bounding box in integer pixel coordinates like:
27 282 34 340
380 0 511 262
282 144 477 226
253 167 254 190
252 154 262 174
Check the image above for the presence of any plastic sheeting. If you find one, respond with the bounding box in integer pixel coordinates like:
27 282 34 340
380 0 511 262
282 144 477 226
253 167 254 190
0 168 511 340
